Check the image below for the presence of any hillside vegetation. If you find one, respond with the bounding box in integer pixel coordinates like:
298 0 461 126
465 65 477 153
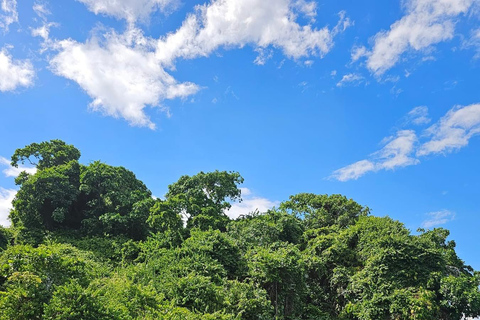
1 140 479 320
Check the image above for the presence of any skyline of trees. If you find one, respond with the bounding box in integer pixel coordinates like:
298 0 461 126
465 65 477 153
1 140 479 320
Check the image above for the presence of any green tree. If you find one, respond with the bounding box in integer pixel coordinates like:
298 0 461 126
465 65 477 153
181 229 245 279
43 280 108 320
165 171 243 231
79 161 153 239
280 193 369 229
247 242 306 319
0 272 47 320
228 209 304 251
10 160 81 243
11 140 81 172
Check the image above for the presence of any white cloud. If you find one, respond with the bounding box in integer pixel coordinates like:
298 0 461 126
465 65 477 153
0 188 15 227
155 0 351 66
32 22 57 42
463 27 480 58
77 0 179 23
351 45 368 62
361 0 473 75
331 130 419 181
0 156 37 177
226 187 278 219
33 1 50 19
332 103 480 181
239 187 252 197
0 0 17 32
331 160 375 182
49 1 353 128
336 73 365 87
293 0 317 20
421 209 455 228
253 47 273 65
31 2 58 44
417 103 480 156
49 28 199 129
374 130 419 169
0 48 35 92
407 106 431 125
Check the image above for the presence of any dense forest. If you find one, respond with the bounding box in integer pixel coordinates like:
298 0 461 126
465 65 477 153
0 140 479 320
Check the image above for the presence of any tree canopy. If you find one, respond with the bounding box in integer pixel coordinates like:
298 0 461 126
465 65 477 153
1 140 479 320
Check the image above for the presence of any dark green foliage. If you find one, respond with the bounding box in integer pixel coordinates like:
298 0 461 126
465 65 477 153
10 160 81 243
1 140 479 320
0 226 12 251
79 161 153 239
10 141 154 243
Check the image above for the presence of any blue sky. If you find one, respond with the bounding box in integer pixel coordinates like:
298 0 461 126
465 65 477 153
1 0 480 268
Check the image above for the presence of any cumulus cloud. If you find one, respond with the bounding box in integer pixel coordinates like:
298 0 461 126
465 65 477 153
49 28 199 129
336 73 365 87
417 103 480 156
407 106 431 125
0 188 15 227
226 187 278 219
77 0 179 23
0 48 35 92
331 130 419 181
155 0 351 66
0 156 37 177
358 0 473 75
422 209 455 228
50 0 352 128
0 0 17 31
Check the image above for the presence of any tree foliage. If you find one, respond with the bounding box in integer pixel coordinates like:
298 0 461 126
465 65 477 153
0 140 479 320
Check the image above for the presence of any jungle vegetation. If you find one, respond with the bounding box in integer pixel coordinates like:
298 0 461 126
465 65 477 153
1 140 479 320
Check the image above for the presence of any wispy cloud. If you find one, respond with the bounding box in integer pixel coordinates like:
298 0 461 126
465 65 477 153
422 209 455 228
406 106 431 125
31 1 58 46
332 103 480 181
0 0 18 32
331 130 418 181
351 45 368 63
355 0 474 75
77 0 179 23
330 160 376 182
462 28 480 59
417 103 480 156
336 73 365 87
